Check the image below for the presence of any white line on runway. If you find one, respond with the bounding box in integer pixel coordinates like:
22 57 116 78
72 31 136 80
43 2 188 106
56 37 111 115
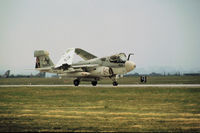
0 84 200 87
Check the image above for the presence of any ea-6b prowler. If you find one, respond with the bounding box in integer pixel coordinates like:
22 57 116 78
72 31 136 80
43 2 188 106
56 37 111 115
34 48 136 86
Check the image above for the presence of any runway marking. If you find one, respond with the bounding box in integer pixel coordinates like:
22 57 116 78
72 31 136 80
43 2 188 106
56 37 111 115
0 84 200 87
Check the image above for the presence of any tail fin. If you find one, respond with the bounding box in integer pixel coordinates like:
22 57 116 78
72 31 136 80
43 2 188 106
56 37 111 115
34 50 54 68
3 70 10 78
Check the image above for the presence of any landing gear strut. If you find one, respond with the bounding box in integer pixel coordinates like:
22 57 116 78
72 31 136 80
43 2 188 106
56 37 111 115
73 79 80 86
91 81 97 86
110 76 118 86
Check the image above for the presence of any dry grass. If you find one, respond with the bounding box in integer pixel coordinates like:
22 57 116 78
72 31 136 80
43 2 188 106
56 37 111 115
0 86 199 132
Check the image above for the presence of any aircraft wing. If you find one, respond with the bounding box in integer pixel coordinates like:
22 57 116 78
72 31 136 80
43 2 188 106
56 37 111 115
55 48 75 68
75 48 97 60
72 64 99 68
63 64 99 73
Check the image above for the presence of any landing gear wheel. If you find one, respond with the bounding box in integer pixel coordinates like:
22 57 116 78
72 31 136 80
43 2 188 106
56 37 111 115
91 81 97 86
113 81 118 86
73 79 80 86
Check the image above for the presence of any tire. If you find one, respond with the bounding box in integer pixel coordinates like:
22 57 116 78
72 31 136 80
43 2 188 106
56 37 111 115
73 79 80 86
113 81 118 86
91 81 97 86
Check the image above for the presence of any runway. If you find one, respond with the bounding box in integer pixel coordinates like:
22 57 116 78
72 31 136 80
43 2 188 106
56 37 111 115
0 84 200 87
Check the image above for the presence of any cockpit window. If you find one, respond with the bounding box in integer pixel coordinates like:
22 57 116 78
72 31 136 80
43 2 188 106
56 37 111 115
109 53 127 63
119 53 127 62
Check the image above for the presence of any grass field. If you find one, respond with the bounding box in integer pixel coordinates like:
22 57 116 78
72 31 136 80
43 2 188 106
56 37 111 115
0 86 199 132
0 76 200 85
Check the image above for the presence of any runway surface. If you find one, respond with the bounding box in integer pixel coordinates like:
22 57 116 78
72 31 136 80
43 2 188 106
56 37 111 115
1 84 200 87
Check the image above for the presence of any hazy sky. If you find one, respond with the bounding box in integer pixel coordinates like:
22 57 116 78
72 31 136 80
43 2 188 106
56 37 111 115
0 0 200 74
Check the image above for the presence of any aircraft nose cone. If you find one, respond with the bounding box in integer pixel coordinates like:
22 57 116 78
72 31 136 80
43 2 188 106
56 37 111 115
125 61 136 72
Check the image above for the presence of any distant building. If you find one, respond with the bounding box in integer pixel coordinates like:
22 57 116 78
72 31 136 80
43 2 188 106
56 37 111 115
35 72 46 77
149 72 162 76
124 72 140 77
183 73 200 76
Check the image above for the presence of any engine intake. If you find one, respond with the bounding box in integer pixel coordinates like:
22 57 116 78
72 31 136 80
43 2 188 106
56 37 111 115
91 67 113 76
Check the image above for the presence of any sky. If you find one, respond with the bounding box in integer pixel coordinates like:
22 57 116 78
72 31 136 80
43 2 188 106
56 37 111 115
0 0 200 75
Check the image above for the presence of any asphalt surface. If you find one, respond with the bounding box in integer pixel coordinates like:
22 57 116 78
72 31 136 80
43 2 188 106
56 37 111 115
0 84 200 87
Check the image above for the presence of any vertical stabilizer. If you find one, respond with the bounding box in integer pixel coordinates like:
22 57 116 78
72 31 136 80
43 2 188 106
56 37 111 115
34 50 54 68
3 70 10 78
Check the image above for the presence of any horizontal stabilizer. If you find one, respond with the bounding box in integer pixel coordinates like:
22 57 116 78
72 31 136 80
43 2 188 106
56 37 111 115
35 67 52 72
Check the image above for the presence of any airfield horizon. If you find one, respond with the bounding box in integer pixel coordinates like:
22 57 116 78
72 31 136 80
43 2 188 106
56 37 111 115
1 84 200 88
0 76 200 85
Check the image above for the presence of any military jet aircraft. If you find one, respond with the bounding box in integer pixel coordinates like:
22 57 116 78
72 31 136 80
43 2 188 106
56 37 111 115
34 48 136 86
0 70 10 78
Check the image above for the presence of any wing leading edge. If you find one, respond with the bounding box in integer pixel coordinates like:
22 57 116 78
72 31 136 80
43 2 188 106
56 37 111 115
75 48 97 60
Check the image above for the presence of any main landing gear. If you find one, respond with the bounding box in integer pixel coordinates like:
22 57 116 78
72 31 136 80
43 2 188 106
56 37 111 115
73 79 80 86
73 79 98 86
73 78 118 86
91 81 97 86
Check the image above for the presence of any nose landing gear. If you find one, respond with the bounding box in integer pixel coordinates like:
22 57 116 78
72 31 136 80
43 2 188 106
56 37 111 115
110 76 118 86
112 81 118 86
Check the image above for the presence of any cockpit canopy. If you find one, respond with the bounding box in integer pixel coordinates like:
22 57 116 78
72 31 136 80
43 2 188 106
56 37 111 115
109 53 127 63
